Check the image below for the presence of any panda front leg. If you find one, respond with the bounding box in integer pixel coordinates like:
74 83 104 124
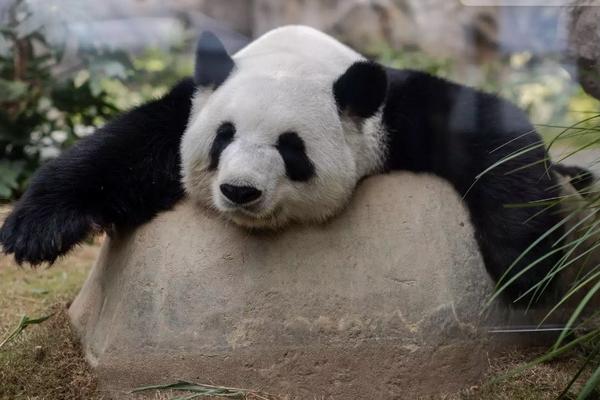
1 31 242 266
0 78 196 265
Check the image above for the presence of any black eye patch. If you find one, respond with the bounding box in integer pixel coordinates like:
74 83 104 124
276 131 315 182
208 122 235 170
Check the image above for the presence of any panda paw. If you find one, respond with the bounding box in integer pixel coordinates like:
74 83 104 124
0 203 95 266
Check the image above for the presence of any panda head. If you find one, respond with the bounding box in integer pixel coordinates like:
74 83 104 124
181 28 388 229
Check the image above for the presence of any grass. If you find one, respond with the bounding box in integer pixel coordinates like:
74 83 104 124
0 205 103 399
0 307 101 399
130 381 284 400
0 205 597 399
452 350 596 400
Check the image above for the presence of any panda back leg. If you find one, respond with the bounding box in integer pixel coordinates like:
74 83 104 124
467 168 566 304
474 213 564 304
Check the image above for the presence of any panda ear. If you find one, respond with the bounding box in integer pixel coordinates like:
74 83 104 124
194 31 235 88
333 61 387 119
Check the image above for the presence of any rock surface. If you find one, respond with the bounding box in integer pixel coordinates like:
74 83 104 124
70 173 559 399
569 4 600 100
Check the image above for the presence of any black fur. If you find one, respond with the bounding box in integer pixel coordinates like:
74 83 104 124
208 122 236 170
381 68 565 302
0 78 195 265
276 132 315 182
194 32 235 88
333 61 387 119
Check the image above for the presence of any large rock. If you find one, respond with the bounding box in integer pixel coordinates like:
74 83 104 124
69 173 562 399
569 4 600 100
252 0 498 59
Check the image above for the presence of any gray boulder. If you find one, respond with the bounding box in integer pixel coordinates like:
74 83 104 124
70 173 565 399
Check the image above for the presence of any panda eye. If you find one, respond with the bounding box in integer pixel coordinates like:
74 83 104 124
208 122 235 170
275 131 315 182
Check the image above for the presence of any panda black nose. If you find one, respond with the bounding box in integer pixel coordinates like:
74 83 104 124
220 184 262 205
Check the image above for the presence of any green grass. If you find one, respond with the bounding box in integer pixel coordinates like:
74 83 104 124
0 225 99 335
0 205 102 400
0 307 100 400
452 350 595 400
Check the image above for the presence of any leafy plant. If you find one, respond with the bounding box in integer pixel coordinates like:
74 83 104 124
0 0 123 200
99 45 193 111
375 45 453 77
489 114 600 398
0 0 193 202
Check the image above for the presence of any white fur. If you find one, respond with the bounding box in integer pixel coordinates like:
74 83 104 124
181 26 387 229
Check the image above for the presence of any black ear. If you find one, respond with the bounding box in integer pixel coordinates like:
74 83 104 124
195 31 235 88
333 61 387 119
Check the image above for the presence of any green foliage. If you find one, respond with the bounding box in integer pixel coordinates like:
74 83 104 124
479 53 600 144
545 118 600 398
0 160 25 199
375 45 453 78
100 46 193 111
0 0 192 201
0 0 120 200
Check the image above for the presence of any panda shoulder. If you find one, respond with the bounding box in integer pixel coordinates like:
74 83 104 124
386 68 530 124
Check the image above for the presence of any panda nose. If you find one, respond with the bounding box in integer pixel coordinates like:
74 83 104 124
220 184 262 205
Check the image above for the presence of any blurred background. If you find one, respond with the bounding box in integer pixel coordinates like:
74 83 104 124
0 0 599 201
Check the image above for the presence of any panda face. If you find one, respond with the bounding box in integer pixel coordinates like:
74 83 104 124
180 26 388 229
181 73 362 229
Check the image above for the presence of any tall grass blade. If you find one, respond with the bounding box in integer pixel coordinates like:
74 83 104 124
553 279 600 350
546 114 600 151
577 365 600 400
558 346 600 399
0 313 54 350
491 330 600 384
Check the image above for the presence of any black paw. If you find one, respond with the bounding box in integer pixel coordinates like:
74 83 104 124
0 201 94 265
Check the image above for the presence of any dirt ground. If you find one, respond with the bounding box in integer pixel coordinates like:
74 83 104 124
0 205 596 399
0 241 102 399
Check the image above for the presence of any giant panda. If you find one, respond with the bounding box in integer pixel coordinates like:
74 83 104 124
0 26 592 302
